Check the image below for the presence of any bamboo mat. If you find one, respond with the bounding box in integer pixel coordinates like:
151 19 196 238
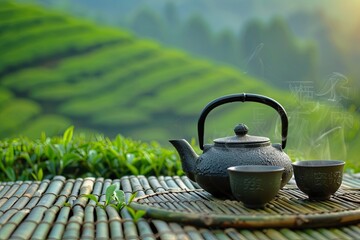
0 174 358 240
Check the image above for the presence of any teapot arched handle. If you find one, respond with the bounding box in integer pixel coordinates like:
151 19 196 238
198 93 288 150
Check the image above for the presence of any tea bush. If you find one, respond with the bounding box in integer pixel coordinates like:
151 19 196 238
0 126 183 181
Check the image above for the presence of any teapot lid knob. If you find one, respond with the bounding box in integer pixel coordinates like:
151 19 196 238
234 124 248 136
214 123 269 145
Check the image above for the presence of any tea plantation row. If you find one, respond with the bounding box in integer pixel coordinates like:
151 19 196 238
0 126 182 181
0 2 359 172
0 1 276 140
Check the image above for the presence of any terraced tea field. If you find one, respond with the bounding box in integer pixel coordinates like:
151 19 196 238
0 1 359 171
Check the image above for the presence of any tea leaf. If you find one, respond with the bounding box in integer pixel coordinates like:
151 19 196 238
139 165 153 175
31 168 43 181
115 190 125 204
21 152 34 168
63 126 74 145
117 202 126 211
127 192 138 204
5 145 14 165
105 184 116 205
126 206 135 216
37 168 43 181
4 167 16 181
82 194 99 204
125 162 139 175
134 210 146 221
126 206 146 222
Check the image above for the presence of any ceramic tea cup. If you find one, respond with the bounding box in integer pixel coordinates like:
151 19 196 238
227 165 284 209
292 160 345 201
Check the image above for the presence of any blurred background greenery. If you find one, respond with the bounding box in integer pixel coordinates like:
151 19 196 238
1 0 359 171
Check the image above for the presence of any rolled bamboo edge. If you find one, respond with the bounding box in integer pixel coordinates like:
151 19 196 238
130 201 360 229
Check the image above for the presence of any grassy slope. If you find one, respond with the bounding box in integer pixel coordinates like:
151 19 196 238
0 2 359 171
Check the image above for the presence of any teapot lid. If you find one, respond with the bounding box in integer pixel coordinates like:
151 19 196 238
213 124 269 145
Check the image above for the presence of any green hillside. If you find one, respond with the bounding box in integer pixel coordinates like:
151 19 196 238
0 2 359 171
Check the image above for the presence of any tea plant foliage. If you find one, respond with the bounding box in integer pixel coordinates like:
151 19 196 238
0 126 183 181
82 184 146 222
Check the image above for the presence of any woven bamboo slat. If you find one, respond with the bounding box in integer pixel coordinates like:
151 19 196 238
121 208 140 239
106 206 123 239
183 226 204 239
138 175 155 196
0 174 357 239
81 205 95 239
168 222 189 239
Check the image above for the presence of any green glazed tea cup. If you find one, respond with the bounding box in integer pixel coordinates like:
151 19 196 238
292 160 345 201
227 165 284 209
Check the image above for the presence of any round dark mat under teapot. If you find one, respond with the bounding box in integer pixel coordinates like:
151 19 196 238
131 186 360 228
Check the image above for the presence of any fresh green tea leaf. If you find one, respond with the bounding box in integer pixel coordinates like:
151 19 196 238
105 184 116 205
21 152 34 168
117 202 126 211
125 162 139 175
134 210 146 221
31 168 43 181
115 190 125 204
82 194 99 204
5 146 14 165
4 167 16 181
127 192 138 204
139 165 153 175
126 206 146 222
126 205 135 216
63 125 74 145
37 168 43 181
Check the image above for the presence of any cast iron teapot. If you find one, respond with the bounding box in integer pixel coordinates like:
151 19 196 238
170 93 293 198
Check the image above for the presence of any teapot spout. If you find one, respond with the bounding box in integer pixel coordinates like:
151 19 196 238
169 139 198 181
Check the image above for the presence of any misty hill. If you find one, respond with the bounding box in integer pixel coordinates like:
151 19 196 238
21 0 360 107
0 1 359 170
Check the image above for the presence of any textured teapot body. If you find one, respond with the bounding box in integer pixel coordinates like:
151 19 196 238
194 143 293 197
